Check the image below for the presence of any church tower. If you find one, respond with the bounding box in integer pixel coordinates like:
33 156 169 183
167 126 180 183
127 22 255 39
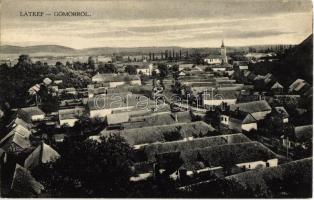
220 40 228 64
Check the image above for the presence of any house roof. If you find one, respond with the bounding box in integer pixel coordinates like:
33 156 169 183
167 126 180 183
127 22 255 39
43 77 52 85
87 94 155 110
274 106 289 118
123 111 193 129
10 164 44 197
92 74 140 83
289 79 309 92
100 121 216 146
179 64 194 69
229 110 256 124
28 84 41 95
0 125 32 150
18 107 45 122
177 141 277 170
107 113 130 125
143 133 251 162
24 143 60 169
59 107 85 120
230 100 271 114
205 55 223 59
92 73 117 81
254 75 265 81
294 125 312 141
8 117 32 130
271 82 284 89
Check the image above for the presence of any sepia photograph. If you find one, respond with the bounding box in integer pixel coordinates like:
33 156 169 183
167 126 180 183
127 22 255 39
0 0 313 198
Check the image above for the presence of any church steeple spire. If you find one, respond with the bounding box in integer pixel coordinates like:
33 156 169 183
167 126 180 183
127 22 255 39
220 40 227 64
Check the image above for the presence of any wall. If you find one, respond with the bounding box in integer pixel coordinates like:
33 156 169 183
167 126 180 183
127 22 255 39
220 114 229 126
60 118 79 127
204 58 222 64
203 99 236 106
251 110 271 121
236 158 278 170
130 80 142 85
241 123 257 131
109 81 125 88
32 114 45 121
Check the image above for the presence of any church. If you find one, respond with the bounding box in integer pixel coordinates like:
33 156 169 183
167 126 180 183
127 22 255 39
204 40 228 65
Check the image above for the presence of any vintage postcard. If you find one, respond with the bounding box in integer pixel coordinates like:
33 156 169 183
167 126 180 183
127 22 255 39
0 0 312 198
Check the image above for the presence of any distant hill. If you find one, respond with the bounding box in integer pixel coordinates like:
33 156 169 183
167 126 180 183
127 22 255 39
271 34 313 86
0 45 75 54
0 44 275 57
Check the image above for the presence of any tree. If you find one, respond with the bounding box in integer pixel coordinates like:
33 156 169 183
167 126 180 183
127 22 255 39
32 135 135 197
157 63 168 88
125 65 137 75
204 108 221 131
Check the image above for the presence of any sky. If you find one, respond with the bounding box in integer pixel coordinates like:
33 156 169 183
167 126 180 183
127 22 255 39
0 0 312 49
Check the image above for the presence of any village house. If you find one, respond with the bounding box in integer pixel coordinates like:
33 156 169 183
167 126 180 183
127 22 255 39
87 93 155 118
10 164 44 197
93 73 141 88
28 84 41 96
202 90 238 108
204 55 223 65
92 73 117 83
58 107 85 127
273 106 289 123
221 109 257 132
229 100 271 121
288 79 311 95
18 107 45 122
134 62 155 76
142 133 251 162
178 64 195 71
98 121 216 149
270 82 284 94
153 141 278 181
121 111 191 129
0 124 32 152
42 77 52 85
53 79 63 85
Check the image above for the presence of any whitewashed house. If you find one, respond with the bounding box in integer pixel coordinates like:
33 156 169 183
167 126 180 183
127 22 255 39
229 100 271 121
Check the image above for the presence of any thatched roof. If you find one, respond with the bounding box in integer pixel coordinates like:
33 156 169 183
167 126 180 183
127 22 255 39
122 111 192 129
143 133 251 162
10 164 44 197
100 121 216 146
164 141 277 171
230 100 271 114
